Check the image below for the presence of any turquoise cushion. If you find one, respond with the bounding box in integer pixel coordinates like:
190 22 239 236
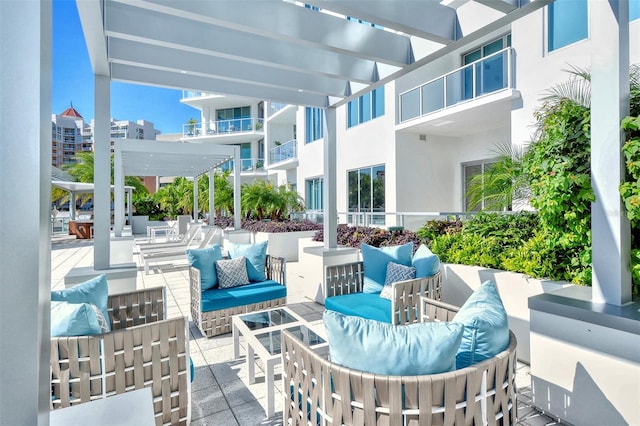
323 310 464 375
200 280 286 312
453 280 510 368
325 292 391 323
51 301 103 337
412 244 440 278
51 274 110 332
228 241 268 282
361 243 413 293
186 244 223 291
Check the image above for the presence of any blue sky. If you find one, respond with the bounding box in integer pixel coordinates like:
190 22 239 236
52 0 198 134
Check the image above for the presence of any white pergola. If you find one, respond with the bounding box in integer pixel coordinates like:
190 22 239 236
0 0 632 423
51 180 135 223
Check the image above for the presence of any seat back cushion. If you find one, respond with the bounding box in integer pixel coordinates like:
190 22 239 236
228 240 268 282
452 280 510 368
361 242 413 293
324 310 463 375
186 243 223 290
215 256 250 289
200 280 286 312
412 244 440 278
51 274 110 332
325 292 392 323
51 301 106 337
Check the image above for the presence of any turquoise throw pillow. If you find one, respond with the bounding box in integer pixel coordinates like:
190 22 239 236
361 243 413 293
228 241 268 282
412 244 440 278
51 274 110 332
51 301 104 337
186 244 223 290
323 310 463 375
453 280 510 368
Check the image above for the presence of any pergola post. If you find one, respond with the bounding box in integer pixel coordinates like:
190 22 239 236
323 107 338 249
193 175 199 221
114 142 124 237
209 169 215 222
93 74 111 269
233 147 242 229
127 188 133 228
590 0 631 305
70 192 76 220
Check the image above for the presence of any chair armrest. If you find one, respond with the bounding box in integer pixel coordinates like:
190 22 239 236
325 261 364 298
190 265 202 303
266 255 286 285
391 270 442 325
107 286 166 330
419 295 459 323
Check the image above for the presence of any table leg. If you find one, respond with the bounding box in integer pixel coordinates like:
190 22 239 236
266 358 276 418
233 324 240 358
247 345 255 384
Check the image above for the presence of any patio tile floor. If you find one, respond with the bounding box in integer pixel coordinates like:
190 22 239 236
50 234 566 425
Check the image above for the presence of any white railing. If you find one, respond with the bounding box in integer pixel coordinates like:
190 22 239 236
269 139 297 164
399 47 514 123
183 118 264 137
218 158 265 173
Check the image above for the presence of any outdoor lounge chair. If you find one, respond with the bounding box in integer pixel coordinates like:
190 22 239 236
50 286 190 426
135 223 202 251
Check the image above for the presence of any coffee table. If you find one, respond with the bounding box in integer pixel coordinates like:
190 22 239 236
232 307 326 418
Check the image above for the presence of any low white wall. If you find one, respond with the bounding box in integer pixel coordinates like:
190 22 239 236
442 264 570 363
253 231 317 262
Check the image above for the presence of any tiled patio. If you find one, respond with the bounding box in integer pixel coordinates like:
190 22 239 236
50 235 565 425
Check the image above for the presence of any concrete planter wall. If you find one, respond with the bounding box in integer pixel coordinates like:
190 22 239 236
130 215 165 235
442 263 571 363
253 230 317 262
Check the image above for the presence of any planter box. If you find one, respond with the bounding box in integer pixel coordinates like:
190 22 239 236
442 263 570 363
253 230 317 262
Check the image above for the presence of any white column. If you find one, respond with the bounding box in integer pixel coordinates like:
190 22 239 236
0 1 52 423
234 147 242 229
590 0 631 305
70 192 76 220
113 143 124 237
193 175 199 221
127 189 133 228
93 75 111 269
209 170 215 221
323 107 337 249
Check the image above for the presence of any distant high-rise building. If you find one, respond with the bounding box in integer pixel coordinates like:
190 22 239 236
51 104 160 168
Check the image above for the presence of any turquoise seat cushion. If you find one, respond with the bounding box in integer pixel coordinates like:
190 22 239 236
51 274 110 332
186 244 223 290
228 241 268 282
325 292 391 323
200 280 286 312
453 280 510 368
412 244 440 278
51 301 104 337
361 242 413 293
323 310 464 376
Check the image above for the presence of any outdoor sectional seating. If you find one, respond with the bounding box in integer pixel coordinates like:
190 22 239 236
190 254 287 337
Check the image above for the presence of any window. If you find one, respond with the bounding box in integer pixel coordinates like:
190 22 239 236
548 0 588 52
347 87 385 128
632 0 640 21
348 165 385 225
463 160 500 211
461 35 511 100
305 107 324 143
346 16 383 29
306 178 323 210
217 106 251 132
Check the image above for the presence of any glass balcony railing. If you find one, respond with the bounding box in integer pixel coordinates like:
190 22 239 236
218 158 265 173
269 102 288 115
399 47 514 123
181 90 204 99
183 118 264 137
269 139 297 164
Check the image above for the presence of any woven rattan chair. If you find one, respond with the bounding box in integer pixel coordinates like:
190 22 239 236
50 287 190 426
282 297 518 426
190 255 286 337
325 261 442 325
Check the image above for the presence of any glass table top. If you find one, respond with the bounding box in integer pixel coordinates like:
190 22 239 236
238 308 298 331
255 324 325 356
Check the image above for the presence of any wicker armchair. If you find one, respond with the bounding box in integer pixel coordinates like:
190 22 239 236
325 261 442 325
282 297 518 426
190 255 286 337
50 287 190 426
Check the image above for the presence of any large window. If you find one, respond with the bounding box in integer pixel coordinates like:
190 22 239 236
305 107 324 143
348 165 385 225
217 106 251 132
548 0 588 52
347 87 385 128
462 35 511 100
632 0 640 21
463 160 499 211
306 177 323 210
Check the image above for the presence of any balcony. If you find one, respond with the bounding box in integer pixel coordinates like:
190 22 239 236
218 157 267 175
397 47 519 136
182 118 264 142
268 139 298 170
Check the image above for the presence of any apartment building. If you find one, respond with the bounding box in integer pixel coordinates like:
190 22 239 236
51 105 160 168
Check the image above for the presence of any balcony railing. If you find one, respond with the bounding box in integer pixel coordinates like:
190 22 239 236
219 158 265 173
269 139 297 164
269 102 288 115
181 90 204 99
183 118 264 137
399 47 514 123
